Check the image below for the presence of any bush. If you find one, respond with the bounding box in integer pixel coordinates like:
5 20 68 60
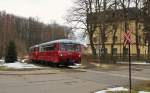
5 41 17 63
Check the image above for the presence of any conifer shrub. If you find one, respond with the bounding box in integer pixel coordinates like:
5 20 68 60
5 41 17 63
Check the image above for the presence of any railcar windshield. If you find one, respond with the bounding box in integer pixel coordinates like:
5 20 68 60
30 47 39 52
60 43 81 52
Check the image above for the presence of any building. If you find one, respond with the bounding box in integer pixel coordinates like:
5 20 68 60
86 8 148 60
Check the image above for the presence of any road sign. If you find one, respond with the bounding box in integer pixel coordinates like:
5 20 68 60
122 29 133 93
123 29 132 93
124 30 132 46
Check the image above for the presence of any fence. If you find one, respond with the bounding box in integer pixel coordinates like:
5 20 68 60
82 54 149 63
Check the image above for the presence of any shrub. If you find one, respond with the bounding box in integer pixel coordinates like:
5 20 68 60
5 41 17 63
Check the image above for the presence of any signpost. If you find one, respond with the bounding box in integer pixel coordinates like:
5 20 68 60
124 30 132 93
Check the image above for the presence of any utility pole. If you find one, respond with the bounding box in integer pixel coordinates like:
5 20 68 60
148 0 150 62
129 41 131 93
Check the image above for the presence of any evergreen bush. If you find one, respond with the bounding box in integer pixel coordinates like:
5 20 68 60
5 41 17 63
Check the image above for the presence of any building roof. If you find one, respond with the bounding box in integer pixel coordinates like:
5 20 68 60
87 7 142 24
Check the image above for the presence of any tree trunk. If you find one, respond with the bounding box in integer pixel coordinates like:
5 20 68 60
135 0 140 60
148 32 150 62
135 20 140 60
100 24 106 63
111 25 117 63
89 33 97 56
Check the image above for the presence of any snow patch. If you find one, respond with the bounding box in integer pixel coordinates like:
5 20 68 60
0 59 5 65
1 62 41 69
107 87 128 91
131 62 150 65
117 61 150 65
95 87 150 93
21 59 29 63
95 87 128 93
139 91 150 93
69 64 82 68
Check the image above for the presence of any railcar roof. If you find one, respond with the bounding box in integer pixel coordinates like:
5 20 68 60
39 39 82 46
30 45 39 49
30 39 83 48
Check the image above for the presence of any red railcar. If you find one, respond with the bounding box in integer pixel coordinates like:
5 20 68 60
29 39 82 66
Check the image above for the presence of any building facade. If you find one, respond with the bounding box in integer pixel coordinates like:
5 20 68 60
86 8 148 59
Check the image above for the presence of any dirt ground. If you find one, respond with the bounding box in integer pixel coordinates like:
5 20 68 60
81 54 150 71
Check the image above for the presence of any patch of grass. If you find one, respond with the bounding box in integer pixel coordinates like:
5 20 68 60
0 66 7 70
107 91 137 93
106 81 150 93
133 81 150 92
0 66 16 71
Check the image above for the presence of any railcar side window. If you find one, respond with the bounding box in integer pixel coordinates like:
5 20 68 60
30 47 39 52
43 44 55 51
34 47 39 52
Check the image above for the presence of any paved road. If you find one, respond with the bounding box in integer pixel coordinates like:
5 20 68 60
0 66 150 93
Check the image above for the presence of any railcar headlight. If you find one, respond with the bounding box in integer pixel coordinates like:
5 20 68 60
60 54 63 56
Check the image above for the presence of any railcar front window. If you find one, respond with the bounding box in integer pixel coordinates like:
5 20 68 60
60 43 80 52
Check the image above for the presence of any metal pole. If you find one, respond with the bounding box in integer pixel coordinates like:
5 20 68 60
129 42 132 93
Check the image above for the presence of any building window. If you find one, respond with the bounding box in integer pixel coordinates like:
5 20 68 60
104 36 107 42
104 48 108 54
93 37 97 43
138 24 142 30
139 36 142 43
123 48 128 55
112 48 117 55
115 36 118 42
100 48 108 54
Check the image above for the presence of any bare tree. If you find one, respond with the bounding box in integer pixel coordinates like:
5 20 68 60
118 0 131 57
66 0 98 55
143 0 150 61
110 0 119 62
66 0 114 57
133 0 143 59
0 11 68 57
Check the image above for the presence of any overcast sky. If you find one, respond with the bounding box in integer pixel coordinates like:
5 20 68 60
0 0 74 25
